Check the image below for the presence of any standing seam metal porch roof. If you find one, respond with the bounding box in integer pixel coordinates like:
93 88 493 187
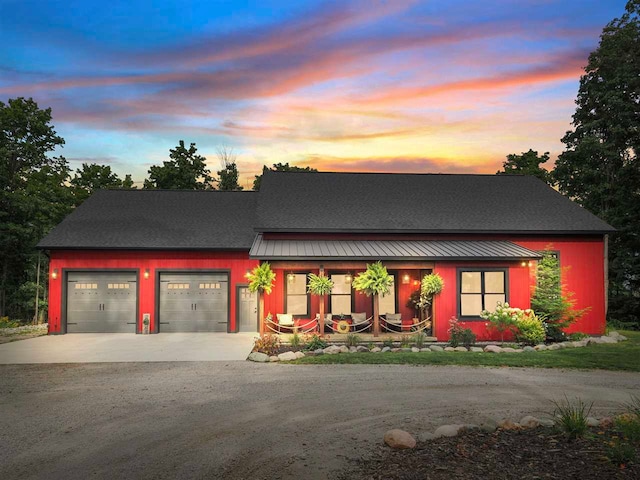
249 235 542 261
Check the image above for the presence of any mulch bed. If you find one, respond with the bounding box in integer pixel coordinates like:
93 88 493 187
339 427 639 480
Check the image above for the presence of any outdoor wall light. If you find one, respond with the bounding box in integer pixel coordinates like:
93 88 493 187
402 274 410 284
245 269 251 278
528 261 533 267
344 272 352 283
287 272 295 282
51 269 58 280
521 261 527 267
144 269 150 279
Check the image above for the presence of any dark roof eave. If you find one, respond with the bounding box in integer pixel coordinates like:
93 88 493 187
250 255 543 261
37 246 252 251
253 228 616 235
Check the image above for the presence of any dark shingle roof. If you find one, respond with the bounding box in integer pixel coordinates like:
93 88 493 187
37 190 257 250
250 234 542 261
255 171 614 234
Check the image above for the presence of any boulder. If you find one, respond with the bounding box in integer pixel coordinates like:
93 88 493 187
339 345 350 353
478 419 498 432
401 347 412 352
391 348 402 352
497 419 520 430
484 345 503 353
383 429 416 449
519 416 540 428
278 351 298 361
411 347 420 353
294 351 305 359
523 346 536 352
534 344 547 351
444 347 455 352
314 348 324 355
371 347 382 353
429 345 444 352
248 352 270 363
470 347 484 352
434 424 464 438
381 346 392 353
269 356 280 362
454 346 468 352
420 347 431 352
547 343 561 351
502 347 516 353
539 418 555 427
586 417 599 427
356 345 369 352
349 346 358 353
324 345 341 355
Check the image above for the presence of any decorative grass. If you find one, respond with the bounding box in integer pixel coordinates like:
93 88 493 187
292 330 640 372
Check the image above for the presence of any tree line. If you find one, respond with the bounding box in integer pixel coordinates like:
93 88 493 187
1 2 637 327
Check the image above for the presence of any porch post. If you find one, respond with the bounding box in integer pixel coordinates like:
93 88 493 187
259 292 265 336
373 294 380 337
318 264 325 334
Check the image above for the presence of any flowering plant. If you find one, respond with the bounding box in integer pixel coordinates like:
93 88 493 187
447 316 476 348
481 303 546 345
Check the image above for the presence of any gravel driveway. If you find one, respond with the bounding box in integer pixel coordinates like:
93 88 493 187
1 363 638 480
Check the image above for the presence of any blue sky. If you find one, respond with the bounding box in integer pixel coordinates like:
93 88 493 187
0 0 627 188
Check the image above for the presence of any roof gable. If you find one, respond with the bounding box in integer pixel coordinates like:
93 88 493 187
255 171 614 234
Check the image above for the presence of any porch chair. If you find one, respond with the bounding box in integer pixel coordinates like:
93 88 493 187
315 313 333 333
276 313 295 333
384 313 402 332
350 312 371 332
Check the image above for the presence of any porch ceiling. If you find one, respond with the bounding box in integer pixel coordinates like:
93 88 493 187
249 235 542 261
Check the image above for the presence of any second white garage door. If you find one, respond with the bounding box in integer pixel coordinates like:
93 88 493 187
158 273 229 332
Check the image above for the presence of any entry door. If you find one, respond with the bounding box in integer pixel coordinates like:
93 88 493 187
66 272 137 333
159 273 228 332
238 286 258 332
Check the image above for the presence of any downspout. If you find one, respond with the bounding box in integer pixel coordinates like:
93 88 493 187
604 234 609 321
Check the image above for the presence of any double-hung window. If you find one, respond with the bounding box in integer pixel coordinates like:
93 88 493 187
459 269 507 318
286 273 309 317
330 274 352 315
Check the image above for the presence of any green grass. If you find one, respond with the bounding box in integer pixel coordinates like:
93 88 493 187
292 330 640 371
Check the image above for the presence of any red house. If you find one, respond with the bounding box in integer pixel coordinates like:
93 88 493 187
38 171 614 340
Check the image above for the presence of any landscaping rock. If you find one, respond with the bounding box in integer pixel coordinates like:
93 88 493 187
454 346 468 352
294 351 305 359
411 347 420 353
248 352 270 363
383 429 416 449
523 346 536 352
391 348 401 352
586 417 600 427
418 432 437 442
502 347 517 353
470 347 484 352
519 416 540 428
278 351 298 361
539 418 555 427
339 345 350 353
314 348 324 355
609 331 626 340
478 419 498 432
324 345 341 355
420 348 431 352
434 424 464 438
443 346 454 352
401 348 412 352
497 419 520 430
269 356 279 362
429 345 444 352
547 343 561 350
356 345 369 352
484 345 503 353
381 346 391 353
557 342 569 349
371 347 382 353
534 344 547 351
349 346 358 353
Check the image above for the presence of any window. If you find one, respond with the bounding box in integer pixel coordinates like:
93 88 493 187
378 274 396 315
107 283 129 290
167 283 190 290
330 274 352 315
199 283 221 289
458 269 507 317
286 273 309 316
75 283 98 289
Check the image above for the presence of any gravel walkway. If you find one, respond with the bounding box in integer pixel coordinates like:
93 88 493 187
1 363 638 480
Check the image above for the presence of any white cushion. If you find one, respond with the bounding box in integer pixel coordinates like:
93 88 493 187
351 312 368 324
276 313 294 326
385 313 401 324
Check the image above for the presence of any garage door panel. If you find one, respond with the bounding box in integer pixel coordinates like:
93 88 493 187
159 273 228 332
67 272 137 333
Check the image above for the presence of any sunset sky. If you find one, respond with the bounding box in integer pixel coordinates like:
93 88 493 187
0 0 627 188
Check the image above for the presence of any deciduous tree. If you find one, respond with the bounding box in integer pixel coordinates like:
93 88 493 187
497 149 553 184
252 163 317 191
144 140 214 190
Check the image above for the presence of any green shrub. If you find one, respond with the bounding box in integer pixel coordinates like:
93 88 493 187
290 332 302 349
253 334 281 356
0 316 20 329
552 395 593 439
382 337 394 348
615 415 640 444
514 314 546 345
606 440 637 467
303 334 328 351
345 333 361 347
412 332 427 348
481 303 519 343
567 332 589 341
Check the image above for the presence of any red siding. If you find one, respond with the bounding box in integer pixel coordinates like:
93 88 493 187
48 250 258 334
